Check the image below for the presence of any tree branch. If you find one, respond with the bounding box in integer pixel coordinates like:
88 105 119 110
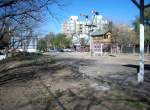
131 0 140 9
144 3 150 8
0 0 20 8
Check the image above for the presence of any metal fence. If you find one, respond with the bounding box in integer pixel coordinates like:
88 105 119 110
122 46 150 53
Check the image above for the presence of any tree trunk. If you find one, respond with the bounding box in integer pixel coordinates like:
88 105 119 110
5 47 8 59
133 45 136 54
120 45 123 53
147 45 149 54
111 45 113 54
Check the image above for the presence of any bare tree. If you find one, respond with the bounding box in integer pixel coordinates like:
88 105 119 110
112 24 132 53
129 30 139 53
0 0 66 57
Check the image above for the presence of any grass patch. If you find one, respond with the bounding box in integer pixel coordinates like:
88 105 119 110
127 101 147 109
106 89 149 109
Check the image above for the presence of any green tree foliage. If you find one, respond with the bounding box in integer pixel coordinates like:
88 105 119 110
111 22 139 53
37 33 72 51
132 7 150 53
112 24 131 46
53 33 72 48
45 32 55 48
37 38 47 52
144 7 150 53
132 17 140 36
145 7 150 18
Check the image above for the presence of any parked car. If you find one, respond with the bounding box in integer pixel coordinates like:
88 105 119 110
48 48 57 52
0 52 6 60
63 48 73 52
57 48 64 52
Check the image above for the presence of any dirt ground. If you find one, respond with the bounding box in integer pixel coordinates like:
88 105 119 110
0 52 150 110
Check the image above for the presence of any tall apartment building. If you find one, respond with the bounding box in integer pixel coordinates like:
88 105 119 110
92 15 108 31
61 16 78 35
61 21 68 34
61 15 109 46
61 15 108 35
76 21 84 33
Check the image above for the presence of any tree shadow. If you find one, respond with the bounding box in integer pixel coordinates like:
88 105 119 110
39 77 67 110
54 57 97 66
16 89 66 110
0 68 37 86
122 64 150 72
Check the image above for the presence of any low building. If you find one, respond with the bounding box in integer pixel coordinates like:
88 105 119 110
61 15 110 51
11 36 37 53
91 29 112 55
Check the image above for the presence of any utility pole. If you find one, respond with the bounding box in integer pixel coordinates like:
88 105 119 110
89 28 93 56
80 10 99 56
131 0 150 83
80 14 93 56
139 0 144 83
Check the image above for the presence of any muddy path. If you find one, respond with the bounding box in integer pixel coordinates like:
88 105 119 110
0 53 150 110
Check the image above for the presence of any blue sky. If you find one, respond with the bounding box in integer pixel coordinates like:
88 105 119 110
40 0 142 35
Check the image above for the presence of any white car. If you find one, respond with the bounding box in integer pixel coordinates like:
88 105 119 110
48 49 57 52
63 48 73 52
0 52 6 60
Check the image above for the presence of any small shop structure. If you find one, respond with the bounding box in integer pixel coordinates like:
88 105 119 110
91 29 112 55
